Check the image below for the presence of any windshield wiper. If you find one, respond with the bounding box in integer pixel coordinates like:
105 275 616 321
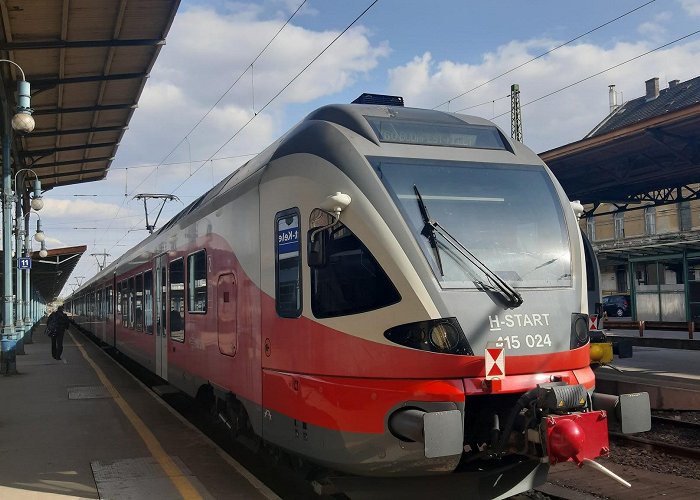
413 185 444 276
413 185 523 308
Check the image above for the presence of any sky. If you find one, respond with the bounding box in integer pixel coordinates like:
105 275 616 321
39 0 700 297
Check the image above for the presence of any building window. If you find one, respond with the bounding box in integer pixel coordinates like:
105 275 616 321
586 217 596 241
644 206 656 235
187 250 207 313
614 211 625 239
169 258 185 342
679 201 692 231
275 209 302 318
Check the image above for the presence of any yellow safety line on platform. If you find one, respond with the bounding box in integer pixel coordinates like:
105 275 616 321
68 329 203 500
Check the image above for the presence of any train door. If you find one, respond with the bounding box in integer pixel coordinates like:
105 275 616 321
154 254 168 380
217 273 237 356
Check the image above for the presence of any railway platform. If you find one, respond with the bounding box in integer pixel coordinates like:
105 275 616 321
0 320 278 500
595 328 700 410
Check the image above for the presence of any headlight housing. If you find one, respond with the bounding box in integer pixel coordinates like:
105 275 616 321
570 313 589 349
384 318 473 355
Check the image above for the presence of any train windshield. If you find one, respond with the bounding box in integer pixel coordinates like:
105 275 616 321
371 157 571 288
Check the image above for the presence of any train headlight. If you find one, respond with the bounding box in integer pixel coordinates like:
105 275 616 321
429 323 460 351
384 318 473 355
570 313 589 349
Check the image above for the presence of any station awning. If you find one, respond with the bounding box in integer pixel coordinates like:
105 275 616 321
0 0 180 190
540 102 700 207
26 245 87 301
0 1 180 302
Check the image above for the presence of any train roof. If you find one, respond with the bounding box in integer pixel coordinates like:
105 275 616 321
70 103 518 295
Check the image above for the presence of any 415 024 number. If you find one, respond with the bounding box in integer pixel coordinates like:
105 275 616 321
495 334 552 350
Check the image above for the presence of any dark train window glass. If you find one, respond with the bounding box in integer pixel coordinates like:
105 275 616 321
275 209 302 318
309 214 401 318
107 286 113 315
128 277 135 329
120 280 128 326
169 258 185 342
188 250 207 313
365 116 506 150
96 289 102 320
135 274 143 331
144 271 153 334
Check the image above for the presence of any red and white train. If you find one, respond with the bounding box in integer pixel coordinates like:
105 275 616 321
67 95 649 499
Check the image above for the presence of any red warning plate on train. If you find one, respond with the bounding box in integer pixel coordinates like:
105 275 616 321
485 345 505 380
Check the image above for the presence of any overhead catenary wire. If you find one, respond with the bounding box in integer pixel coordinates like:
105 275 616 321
91 0 381 276
492 29 700 120
127 0 309 197
432 0 656 110
96 1 309 248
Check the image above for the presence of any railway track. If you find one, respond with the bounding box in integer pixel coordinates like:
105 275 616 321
609 414 700 461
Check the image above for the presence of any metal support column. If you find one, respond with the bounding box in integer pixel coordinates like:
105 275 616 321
23 220 32 343
14 180 24 354
1 128 16 374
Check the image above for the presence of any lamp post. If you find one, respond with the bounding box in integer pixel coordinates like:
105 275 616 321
1 59 35 375
13 169 43 351
19 209 46 346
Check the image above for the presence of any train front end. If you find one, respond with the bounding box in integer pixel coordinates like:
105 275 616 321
356 105 651 495
263 100 650 498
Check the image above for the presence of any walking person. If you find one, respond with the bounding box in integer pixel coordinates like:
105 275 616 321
46 305 70 360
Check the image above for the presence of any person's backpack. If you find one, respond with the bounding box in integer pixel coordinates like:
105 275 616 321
45 314 58 338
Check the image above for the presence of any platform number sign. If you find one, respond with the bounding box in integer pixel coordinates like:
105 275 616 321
17 257 31 269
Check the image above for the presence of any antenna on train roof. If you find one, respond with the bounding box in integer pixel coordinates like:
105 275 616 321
351 93 404 106
133 193 180 234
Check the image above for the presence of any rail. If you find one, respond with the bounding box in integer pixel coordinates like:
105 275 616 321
603 319 696 340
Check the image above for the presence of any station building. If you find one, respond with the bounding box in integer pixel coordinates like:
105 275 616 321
542 75 700 323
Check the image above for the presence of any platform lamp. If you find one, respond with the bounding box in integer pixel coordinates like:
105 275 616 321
1 58 35 375
19 210 47 345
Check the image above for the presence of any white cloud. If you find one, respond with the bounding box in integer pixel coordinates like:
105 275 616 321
41 198 134 220
637 12 672 41
115 5 389 177
387 38 700 152
679 0 700 16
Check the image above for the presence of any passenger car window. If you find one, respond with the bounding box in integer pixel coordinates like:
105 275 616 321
275 209 302 318
169 258 185 341
144 271 153 333
135 274 143 331
188 250 207 313
308 210 400 318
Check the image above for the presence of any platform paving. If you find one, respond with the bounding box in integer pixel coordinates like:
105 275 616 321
0 320 278 500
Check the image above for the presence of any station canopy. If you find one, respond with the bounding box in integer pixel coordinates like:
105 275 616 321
0 0 180 301
540 76 700 258
541 76 700 214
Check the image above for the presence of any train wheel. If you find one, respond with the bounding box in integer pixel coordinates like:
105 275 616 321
225 397 262 453
195 385 215 412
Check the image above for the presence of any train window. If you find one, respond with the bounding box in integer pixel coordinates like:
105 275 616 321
187 250 207 313
107 286 113 315
169 258 185 342
144 271 153 334
120 280 128 326
371 157 572 289
308 210 401 318
135 274 143 331
275 209 302 318
365 116 507 150
128 276 135 329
